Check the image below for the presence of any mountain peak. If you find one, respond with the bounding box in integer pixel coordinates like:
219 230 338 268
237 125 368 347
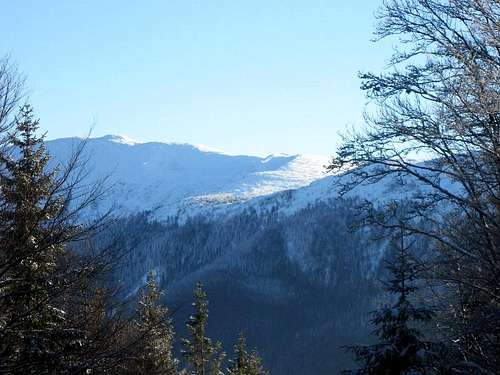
98 134 138 145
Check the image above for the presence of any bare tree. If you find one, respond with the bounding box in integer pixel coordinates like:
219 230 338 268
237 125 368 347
329 0 500 371
0 56 24 130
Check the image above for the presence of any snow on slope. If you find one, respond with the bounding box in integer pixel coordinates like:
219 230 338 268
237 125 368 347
45 135 330 218
230 158 464 221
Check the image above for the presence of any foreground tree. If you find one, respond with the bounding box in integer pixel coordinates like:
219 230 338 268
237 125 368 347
182 282 224 375
345 229 437 374
0 56 24 145
227 334 250 375
209 341 226 375
227 333 267 375
0 105 119 373
127 271 178 375
0 105 80 373
330 0 500 371
245 352 266 375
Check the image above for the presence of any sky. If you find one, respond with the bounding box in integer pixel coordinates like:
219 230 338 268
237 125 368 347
1 0 394 156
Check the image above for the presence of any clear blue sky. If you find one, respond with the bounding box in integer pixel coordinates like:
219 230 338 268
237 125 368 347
1 0 393 156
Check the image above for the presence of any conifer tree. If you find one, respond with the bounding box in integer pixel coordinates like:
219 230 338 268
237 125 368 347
247 351 266 375
0 104 78 373
0 105 113 374
209 341 226 375
227 333 266 375
74 286 110 372
345 229 436 374
227 333 249 375
71 285 138 374
182 282 218 375
129 271 178 375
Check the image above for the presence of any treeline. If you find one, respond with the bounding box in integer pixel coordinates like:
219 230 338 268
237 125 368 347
0 81 267 373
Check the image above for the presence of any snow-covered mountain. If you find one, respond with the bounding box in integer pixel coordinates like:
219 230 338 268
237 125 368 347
46 134 457 223
46 135 331 218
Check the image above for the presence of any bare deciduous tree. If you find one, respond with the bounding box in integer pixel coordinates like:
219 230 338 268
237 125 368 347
329 0 500 371
0 56 24 133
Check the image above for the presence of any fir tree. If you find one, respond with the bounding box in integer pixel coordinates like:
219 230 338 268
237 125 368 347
345 229 436 374
228 333 267 375
129 271 178 375
182 282 218 375
67 285 122 373
209 341 226 375
0 105 78 373
247 351 266 375
227 333 249 375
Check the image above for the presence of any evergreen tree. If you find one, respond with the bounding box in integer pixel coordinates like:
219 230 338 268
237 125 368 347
63 284 116 374
0 105 116 374
182 282 218 375
71 284 142 375
247 351 266 375
227 333 249 375
75 286 110 372
0 105 78 373
345 229 436 374
228 333 266 375
209 341 226 375
129 271 178 375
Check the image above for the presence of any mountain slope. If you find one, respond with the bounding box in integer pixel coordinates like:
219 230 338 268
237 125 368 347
46 135 330 217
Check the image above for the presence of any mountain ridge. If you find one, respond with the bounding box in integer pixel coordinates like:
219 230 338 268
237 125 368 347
45 134 331 219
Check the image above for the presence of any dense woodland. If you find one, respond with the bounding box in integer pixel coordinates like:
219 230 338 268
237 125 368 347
95 200 384 374
0 0 499 373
